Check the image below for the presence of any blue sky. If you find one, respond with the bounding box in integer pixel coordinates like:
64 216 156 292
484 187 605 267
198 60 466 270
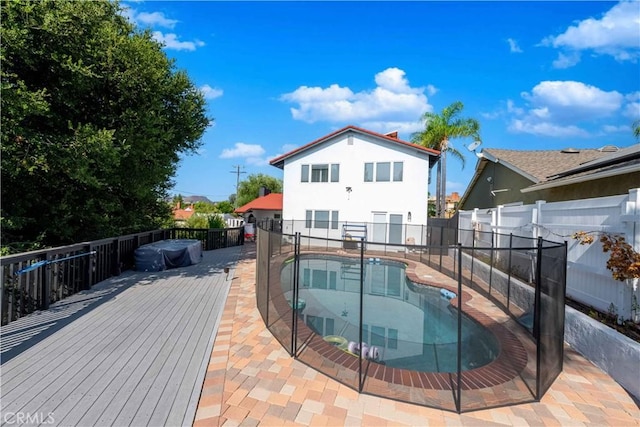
122 1 640 202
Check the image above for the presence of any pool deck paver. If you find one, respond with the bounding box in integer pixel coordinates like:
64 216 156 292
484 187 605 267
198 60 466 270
194 243 640 426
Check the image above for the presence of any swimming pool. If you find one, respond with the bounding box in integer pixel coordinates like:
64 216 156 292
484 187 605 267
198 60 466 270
281 254 499 373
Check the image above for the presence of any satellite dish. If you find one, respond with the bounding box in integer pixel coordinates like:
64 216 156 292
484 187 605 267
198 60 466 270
467 140 482 152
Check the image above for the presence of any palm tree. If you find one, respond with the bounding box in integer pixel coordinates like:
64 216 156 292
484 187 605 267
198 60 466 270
412 101 480 218
633 119 640 141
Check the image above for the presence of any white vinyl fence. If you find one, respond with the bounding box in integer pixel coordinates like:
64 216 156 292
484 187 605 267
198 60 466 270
459 188 640 321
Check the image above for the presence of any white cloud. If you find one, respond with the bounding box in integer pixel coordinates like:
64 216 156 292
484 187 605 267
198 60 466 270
507 38 523 53
152 32 205 51
135 11 178 28
522 81 622 119
480 111 501 120
200 84 223 100
509 120 589 137
542 1 640 66
602 124 630 133
360 120 424 135
624 102 640 119
626 91 640 102
280 68 433 133
426 84 438 96
508 81 626 137
507 99 524 116
552 52 581 69
220 143 266 159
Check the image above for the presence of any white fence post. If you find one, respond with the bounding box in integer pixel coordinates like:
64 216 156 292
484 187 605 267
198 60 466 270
532 200 546 240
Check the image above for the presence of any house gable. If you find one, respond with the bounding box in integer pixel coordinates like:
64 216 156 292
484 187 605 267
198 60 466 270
272 126 439 235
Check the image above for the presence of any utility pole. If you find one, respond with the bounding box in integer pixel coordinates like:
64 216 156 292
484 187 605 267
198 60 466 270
230 165 246 207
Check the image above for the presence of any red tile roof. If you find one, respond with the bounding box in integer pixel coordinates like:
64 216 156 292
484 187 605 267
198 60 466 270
234 193 283 214
173 207 195 221
269 125 439 168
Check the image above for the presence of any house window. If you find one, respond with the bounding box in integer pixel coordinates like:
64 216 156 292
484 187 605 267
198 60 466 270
365 162 402 182
312 269 328 289
388 328 398 349
306 209 339 229
305 210 312 228
393 162 403 182
376 162 390 182
306 315 324 335
330 164 340 182
326 318 335 335
314 210 329 229
301 164 309 182
311 164 329 182
364 163 374 182
329 271 337 290
371 326 386 347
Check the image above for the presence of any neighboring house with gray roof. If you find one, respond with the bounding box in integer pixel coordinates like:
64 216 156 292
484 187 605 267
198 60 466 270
458 144 640 210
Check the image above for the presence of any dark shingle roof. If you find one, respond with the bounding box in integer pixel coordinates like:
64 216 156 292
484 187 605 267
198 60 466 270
482 148 612 182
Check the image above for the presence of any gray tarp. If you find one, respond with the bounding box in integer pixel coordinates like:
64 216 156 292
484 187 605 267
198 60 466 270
134 239 202 272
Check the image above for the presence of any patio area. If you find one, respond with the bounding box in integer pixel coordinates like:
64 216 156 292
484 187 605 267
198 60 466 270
1 243 638 426
194 243 640 426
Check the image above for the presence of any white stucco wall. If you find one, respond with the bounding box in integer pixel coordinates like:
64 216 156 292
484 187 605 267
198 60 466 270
280 130 432 239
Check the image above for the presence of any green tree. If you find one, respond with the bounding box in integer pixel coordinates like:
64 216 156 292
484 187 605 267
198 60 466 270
193 201 217 214
185 214 209 229
236 174 282 207
208 213 227 229
411 101 480 218
172 194 185 208
633 119 640 141
1 0 210 252
215 201 235 214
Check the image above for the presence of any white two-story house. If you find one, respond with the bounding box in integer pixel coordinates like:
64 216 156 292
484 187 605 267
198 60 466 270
269 126 439 245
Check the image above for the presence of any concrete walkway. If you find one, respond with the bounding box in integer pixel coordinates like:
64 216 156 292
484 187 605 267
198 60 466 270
194 243 640 426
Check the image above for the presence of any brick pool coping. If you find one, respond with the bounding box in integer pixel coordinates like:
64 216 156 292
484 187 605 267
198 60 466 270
265 251 529 392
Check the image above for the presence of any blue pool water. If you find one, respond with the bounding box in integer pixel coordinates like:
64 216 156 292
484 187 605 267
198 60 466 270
281 255 499 373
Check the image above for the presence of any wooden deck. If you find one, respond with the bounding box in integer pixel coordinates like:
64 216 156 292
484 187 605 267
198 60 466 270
0 245 244 427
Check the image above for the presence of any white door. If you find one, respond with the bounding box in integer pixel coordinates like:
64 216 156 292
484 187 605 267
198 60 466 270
372 212 387 243
389 214 403 244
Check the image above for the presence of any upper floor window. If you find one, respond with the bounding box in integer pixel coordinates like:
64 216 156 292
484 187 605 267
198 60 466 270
301 163 340 183
364 161 403 182
364 163 374 182
376 162 390 182
312 164 328 182
393 162 403 182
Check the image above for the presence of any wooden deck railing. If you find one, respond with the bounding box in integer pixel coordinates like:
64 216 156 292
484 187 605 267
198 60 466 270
1 227 244 325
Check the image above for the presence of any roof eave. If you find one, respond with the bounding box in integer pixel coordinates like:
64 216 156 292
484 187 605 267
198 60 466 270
268 125 439 168
521 163 640 193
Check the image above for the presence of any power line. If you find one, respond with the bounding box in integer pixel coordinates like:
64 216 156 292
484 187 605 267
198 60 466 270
230 165 246 206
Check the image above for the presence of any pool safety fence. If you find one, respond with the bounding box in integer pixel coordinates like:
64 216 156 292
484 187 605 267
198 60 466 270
255 225 567 413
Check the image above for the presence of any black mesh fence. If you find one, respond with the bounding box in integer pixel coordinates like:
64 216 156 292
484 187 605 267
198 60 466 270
255 224 567 413
536 242 567 398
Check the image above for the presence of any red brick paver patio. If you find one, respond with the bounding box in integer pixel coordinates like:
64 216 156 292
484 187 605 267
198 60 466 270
194 245 640 426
